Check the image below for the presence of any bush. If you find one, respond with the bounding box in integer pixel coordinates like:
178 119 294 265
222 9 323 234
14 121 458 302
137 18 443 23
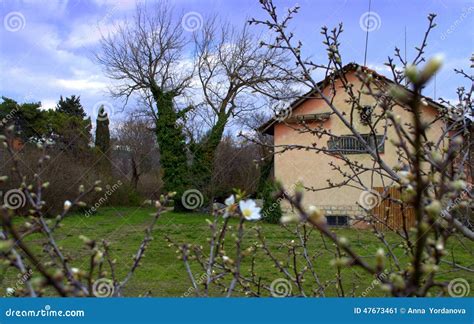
105 181 142 207
259 179 282 224
0 144 147 216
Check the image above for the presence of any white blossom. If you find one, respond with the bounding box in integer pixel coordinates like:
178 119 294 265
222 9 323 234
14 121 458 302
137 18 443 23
223 195 236 218
239 199 261 221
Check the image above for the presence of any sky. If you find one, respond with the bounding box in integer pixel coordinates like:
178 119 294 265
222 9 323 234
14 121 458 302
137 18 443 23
0 0 473 126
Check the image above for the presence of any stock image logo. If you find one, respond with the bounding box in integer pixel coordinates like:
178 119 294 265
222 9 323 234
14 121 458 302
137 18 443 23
272 100 292 122
447 278 470 297
93 101 114 121
358 189 381 210
359 11 382 32
92 278 115 297
3 189 27 209
83 181 123 217
181 12 203 32
181 189 204 210
4 11 26 32
270 278 292 297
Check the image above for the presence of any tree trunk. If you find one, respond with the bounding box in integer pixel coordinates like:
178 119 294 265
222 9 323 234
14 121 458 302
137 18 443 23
131 157 140 190
191 111 228 204
150 83 190 211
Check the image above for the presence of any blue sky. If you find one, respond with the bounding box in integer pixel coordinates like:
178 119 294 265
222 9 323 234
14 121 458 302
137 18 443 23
0 0 472 125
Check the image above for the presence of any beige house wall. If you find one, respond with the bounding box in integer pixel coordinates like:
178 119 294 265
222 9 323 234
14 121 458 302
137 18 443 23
273 71 447 225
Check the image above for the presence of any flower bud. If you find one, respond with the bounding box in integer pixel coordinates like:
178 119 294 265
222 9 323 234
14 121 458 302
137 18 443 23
389 85 411 103
222 255 234 265
405 65 419 84
79 235 93 245
93 250 104 265
389 273 405 290
425 200 442 218
0 240 13 252
451 180 466 191
338 237 349 247
63 200 72 212
77 201 87 207
420 55 443 83
330 257 350 267
308 205 326 225
430 151 443 164
375 248 385 267
280 213 300 224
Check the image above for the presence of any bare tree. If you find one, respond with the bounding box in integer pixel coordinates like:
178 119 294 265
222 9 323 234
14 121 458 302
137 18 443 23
96 2 192 105
189 17 292 200
114 116 159 190
96 1 192 207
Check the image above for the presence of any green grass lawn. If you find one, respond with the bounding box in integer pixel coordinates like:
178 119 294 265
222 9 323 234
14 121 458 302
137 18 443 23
2 206 473 297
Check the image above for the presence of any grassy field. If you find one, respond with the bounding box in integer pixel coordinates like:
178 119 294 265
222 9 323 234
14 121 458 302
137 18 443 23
2 206 473 297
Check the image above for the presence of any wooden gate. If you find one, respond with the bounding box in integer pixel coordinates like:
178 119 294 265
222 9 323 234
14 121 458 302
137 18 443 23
371 187 416 231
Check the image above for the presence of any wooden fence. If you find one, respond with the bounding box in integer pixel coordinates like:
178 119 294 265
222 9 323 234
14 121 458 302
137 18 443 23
371 187 416 231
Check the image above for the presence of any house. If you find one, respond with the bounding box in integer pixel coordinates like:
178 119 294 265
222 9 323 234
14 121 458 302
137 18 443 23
259 63 448 228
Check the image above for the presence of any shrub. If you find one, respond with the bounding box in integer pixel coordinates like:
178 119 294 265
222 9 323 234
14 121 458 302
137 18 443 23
259 179 282 224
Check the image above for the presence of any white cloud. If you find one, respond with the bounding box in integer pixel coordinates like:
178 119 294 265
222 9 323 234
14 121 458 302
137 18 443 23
90 0 138 11
39 99 57 110
62 19 123 49
53 78 108 92
367 63 392 76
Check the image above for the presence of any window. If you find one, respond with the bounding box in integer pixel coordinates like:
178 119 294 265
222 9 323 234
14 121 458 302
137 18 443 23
327 134 385 154
326 215 348 226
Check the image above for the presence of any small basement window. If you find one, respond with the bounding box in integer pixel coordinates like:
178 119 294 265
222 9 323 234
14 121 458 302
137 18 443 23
326 215 349 226
327 134 385 154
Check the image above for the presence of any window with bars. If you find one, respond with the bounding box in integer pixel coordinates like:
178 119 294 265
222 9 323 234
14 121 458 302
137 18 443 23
327 134 385 154
326 215 348 226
